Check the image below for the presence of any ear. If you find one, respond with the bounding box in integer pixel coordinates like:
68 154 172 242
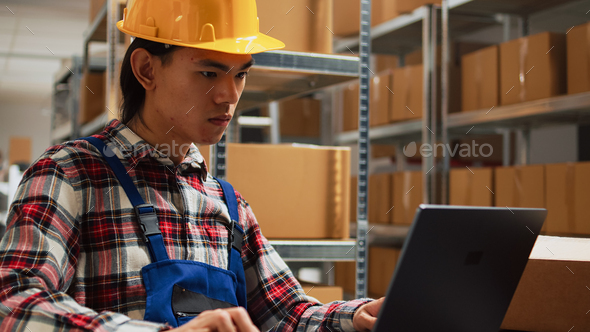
130 48 157 91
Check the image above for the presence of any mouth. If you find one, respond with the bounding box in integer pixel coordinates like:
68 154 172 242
208 115 232 127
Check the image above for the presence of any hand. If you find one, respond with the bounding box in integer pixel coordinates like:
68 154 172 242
353 297 384 332
170 307 259 332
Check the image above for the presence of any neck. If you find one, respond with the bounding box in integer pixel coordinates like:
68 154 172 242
127 117 190 166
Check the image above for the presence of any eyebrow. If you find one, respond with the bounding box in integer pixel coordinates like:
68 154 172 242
196 58 255 72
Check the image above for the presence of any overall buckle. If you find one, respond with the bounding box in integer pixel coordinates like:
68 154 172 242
134 203 161 242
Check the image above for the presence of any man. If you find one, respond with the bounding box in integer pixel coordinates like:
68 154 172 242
0 0 383 331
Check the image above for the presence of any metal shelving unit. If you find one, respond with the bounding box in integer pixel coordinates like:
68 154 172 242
51 56 106 144
331 0 588 207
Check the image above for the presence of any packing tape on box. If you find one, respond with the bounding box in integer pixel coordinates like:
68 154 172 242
518 38 529 103
514 167 523 207
566 163 576 233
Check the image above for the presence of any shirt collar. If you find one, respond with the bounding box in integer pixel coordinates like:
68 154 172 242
100 119 209 181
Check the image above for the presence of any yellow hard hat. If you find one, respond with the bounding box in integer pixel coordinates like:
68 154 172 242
117 0 285 54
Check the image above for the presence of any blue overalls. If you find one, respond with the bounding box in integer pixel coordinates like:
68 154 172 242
82 137 247 327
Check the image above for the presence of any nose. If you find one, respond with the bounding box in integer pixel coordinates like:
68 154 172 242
213 75 241 106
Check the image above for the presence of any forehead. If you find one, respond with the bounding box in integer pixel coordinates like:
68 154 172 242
173 47 252 65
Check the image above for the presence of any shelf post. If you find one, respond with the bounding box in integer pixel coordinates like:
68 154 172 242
441 0 450 205
106 0 122 126
356 0 372 299
269 101 281 144
422 5 435 205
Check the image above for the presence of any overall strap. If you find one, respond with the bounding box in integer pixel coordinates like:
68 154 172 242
214 177 247 309
81 137 169 262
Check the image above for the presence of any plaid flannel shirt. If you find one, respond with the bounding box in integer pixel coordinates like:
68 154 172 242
0 119 371 332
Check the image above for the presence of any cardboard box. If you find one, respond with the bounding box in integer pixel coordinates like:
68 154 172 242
300 284 343 303
494 165 545 210
369 173 392 224
449 167 494 206
544 162 590 235
392 171 423 225
462 45 499 112
342 82 359 132
369 246 400 297
405 42 490 114
452 134 504 165
373 54 399 72
89 0 106 22
79 70 106 124
567 22 590 94
258 0 332 53
226 143 350 239
8 137 32 166
333 0 401 36
335 261 356 294
370 71 393 127
372 144 396 159
500 32 566 106
261 98 321 138
501 236 590 331
390 65 423 122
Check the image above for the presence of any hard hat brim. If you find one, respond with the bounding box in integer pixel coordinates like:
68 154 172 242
117 21 285 55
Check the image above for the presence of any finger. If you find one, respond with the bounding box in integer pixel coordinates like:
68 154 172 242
190 310 237 332
358 310 378 331
226 307 259 332
366 297 385 316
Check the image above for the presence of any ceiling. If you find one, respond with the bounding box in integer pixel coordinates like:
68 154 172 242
0 0 90 108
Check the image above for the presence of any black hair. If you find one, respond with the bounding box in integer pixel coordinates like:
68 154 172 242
119 38 180 125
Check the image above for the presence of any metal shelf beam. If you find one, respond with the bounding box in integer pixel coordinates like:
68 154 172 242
269 240 357 262
336 119 423 144
238 51 359 112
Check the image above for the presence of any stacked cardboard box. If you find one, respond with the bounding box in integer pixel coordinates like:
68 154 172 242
372 144 396 159
226 143 351 239
342 82 360 132
392 171 423 225
544 162 590 235
370 71 393 127
501 236 590 331
335 261 356 295
500 32 566 106
449 167 494 206
258 0 333 53
89 0 106 22
369 246 400 298
8 137 32 166
261 97 321 138
462 45 499 112
79 70 106 124
335 245 401 298
300 283 344 303
369 173 392 224
567 22 590 94
494 165 545 209
390 65 423 122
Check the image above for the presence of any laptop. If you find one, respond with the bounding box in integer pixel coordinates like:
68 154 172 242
373 204 547 332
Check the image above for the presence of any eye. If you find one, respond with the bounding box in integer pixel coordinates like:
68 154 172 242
236 72 248 79
201 71 217 78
